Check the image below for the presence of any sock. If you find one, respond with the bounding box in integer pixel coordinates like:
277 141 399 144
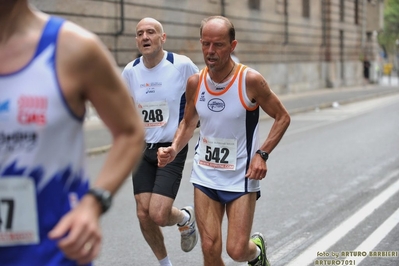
177 209 190 226
249 246 261 262
159 256 173 266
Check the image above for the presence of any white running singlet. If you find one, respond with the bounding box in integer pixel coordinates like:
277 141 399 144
0 17 90 266
191 64 262 192
122 51 199 143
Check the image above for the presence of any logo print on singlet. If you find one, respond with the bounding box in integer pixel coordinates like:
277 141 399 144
199 92 206 102
139 82 162 88
0 131 38 151
140 82 162 94
207 98 225 112
146 88 155 94
0 100 10 121
17 96 47 125
0 100 10 113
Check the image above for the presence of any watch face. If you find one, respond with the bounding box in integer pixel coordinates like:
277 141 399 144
89 188 112 213
256 150 268 161
102 191 112 209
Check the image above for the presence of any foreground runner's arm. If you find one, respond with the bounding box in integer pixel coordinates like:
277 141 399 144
48 19 144 264
158 73 200 167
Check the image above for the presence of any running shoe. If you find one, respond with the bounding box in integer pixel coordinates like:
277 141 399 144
248 232 271 266
178 206 198 252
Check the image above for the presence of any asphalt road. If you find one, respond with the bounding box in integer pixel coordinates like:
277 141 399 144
87 88 399 265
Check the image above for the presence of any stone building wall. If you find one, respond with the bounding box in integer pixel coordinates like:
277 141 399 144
30 0 382 94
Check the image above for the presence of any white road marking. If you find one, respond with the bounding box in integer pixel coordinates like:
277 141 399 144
345 207 399 265
286 172 399 266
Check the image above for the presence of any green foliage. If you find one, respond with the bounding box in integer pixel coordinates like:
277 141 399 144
378 0 399 55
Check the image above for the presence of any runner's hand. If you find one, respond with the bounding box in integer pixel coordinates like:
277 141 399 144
157 146 176 167
245 155 267 180
48 196 102 265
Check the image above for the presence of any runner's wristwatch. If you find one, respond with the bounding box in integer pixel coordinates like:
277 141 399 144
256 150 269 161
87 188 112 213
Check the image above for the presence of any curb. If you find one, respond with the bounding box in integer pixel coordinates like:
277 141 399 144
260 88 399 121
86 144 112 156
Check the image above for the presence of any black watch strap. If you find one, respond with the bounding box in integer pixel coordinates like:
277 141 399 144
87 188 112 213
256 150 269 161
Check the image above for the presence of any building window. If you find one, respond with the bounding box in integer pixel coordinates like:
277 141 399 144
303 0 310 18
340 0 344 22
248 0 260 10
355 0 359 24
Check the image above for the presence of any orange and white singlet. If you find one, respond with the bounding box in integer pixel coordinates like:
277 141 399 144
191 64 261 192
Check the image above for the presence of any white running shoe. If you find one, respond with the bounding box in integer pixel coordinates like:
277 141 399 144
178 206 198 252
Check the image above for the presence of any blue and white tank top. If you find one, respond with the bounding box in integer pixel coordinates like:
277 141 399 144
0 17 90 266
122 51 199 143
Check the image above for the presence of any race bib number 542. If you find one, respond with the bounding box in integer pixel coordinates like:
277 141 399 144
0 177 39 246
198 136 237 170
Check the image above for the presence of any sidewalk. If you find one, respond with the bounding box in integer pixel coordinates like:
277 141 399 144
84 83 399 155
276 83 398 117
